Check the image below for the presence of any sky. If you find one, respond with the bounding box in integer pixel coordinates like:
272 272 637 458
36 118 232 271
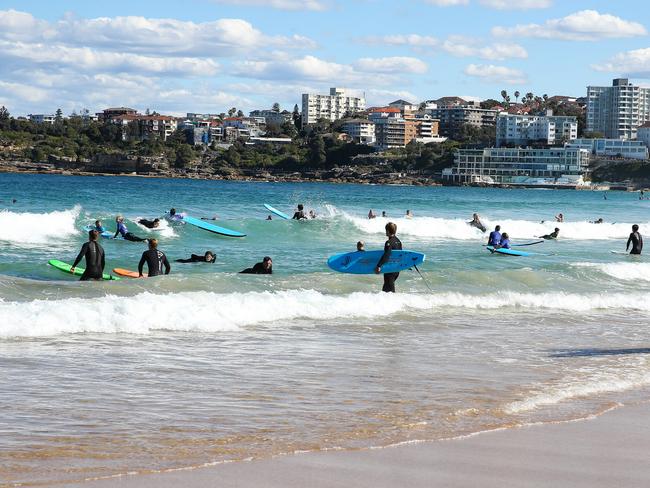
0 0 649 116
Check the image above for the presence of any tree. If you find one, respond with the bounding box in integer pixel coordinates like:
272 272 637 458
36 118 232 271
236 109 244 117
228 107 237 117
308 134 326 166
500 90 508 105
514 91 520 103
272 102 280 113
0 105 9 120
175 144 194 168
55 108 63 123
292 104 301 130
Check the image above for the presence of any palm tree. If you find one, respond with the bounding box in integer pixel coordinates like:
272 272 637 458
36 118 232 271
501 90 508 104
526 92 534 105
514 91 520 103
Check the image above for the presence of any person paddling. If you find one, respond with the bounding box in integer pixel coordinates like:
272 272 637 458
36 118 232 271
114 215 146 242
70 230 105 281
540 228 560 240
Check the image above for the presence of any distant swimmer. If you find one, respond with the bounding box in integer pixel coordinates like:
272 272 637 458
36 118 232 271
70 230 105 281
138 218 160 229
405 210 413 219
240 256 273 274
357 241 365 252
93 220 105 232
487 225 502 246
176 251 216 264
496 233 511 249
368 209 376 219
626 224 643 255
555 213 564 223
138 239 170 277
292 204 307 220
114 216 146 242
309 210 317 219
590 218 604 224
375 222 402 293
540 227 560 240
381 211 387 218
468 213 487 233
266 215 273 220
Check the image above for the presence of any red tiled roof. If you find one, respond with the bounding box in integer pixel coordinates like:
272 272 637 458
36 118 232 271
367 106 401 113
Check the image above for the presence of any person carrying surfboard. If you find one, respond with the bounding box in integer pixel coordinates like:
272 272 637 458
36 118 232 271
138 239 170 277
70 230 105 281
627 225 643 255
375 222 402 293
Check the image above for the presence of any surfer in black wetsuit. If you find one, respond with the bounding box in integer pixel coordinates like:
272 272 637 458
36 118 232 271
138 218 160 229
357 241 365 252
540 227 560 240
468 213 487 232
627 225 643 255
292 204 307 220
138 239 170 277
71 230 105 281
240 256 273 274
176 251 216 263
375 222 402 293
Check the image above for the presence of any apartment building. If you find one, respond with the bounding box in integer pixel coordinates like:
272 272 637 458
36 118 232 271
28 114 56 124
638 122 650 149
341 119 376 145
249 109 293 127
496 112 578 146
301 88 365 127
431 106 498 139
107 113 177 141
566 138 648 160
587 78 650 139
97 107 138 122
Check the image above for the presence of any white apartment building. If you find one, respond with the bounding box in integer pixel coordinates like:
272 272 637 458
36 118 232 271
28 114 56 124
587 78 650 140
301 88 365 127
637 122 650 148
341 119 376 145
496 112 578 147
566 138 649 160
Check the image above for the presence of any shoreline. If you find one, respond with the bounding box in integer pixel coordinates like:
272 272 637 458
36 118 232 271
56 401 650 488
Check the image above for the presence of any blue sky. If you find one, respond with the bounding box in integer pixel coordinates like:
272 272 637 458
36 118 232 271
0 0 648 116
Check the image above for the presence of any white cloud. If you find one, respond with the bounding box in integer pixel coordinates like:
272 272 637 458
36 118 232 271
479 0 551 9
354 57 428 74
425 0 469 5
493 10 647 41
464 64 527 84
593 48 650 78
212 0 328 10
365 89 420 106
363 34 439 48
442 36 527 60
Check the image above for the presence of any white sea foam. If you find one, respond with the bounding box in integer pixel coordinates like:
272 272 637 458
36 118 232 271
3 289 650 338
574 262 650 282
0 206 80 245
344 213 646 241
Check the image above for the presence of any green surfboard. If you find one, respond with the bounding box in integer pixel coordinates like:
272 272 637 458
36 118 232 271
48 259 120 281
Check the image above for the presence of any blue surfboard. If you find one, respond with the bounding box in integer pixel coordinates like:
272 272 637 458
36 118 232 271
487 246 532 257
263 204 291 220
83 225 117 239
181 215 246 238
328 250 425 275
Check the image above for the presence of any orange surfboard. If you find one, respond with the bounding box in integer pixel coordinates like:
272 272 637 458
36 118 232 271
112 268 147 278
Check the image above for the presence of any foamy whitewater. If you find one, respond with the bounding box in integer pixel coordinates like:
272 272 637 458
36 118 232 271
1 174 649 486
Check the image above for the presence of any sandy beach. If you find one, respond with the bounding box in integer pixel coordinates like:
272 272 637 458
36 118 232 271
59 402 650 488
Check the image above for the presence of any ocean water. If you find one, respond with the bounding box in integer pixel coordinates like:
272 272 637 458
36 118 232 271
1 173 649 486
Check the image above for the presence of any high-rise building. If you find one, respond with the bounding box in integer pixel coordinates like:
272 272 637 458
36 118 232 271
431 106 498 139
496 111 578 147
586 78 650 140
301 88 365 127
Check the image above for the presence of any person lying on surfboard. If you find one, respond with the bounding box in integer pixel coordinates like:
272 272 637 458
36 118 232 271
176 251 216 264
114 216 147 242
138 218 160 229
539 228 560 240
93 220 106 232
240 256 273 274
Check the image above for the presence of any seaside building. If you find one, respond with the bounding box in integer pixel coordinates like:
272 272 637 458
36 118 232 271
301 88 366 127
341 119 376 145
107 113 177 142
496 111 578 147
587 78 650 140
566 138 649 160
27 114 56 124
442 147 590 186
637 122 650 149
431 106 498 139
97 107 138 122
222 117 264 138
249 109 293 127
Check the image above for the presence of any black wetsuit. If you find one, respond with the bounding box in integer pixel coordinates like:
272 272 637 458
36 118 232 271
627 232 643 255
138 219 158 229
72 241 105 281
176 254 213 263
377 235 402 293
240 262 272 274
541 230 559 240
292 210 307 220
469 220 487 232
138 249 171 276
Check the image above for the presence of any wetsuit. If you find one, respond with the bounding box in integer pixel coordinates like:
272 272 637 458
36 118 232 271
176 254 214 263
541 230 559 240
487 230 501 246
72 241 105 281
116 221 146 242
292 210 307 220
469 220 487 232
377 235 402 293
240 262 272 274
627 232 643 255
138 249 170 277
138 219 158 229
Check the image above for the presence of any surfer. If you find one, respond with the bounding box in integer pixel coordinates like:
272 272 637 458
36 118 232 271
626 225 643 255
138 239 170 277
292 204 307 220
368 210 376 219
539 228 560 240
114 216 147 242
357 241 365 252
70 230 105 281
240 256 273 274
93 220 105 232
495 233 511 250
309 210 317 219
266 215 273 220
176 251 216 264
375 222 402 293
381 211 387 218
590 218 604 224
487 225 502 247
168 208 184 221
138 218 160 229
468 213 487 233
405 210 413 219
555 213 564 223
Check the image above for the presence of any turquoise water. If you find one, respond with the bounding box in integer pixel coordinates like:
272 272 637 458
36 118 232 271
1 173 649 485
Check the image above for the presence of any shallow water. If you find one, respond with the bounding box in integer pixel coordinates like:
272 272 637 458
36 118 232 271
1 174 649 486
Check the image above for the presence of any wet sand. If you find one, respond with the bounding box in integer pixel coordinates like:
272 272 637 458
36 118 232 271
60 402 650 488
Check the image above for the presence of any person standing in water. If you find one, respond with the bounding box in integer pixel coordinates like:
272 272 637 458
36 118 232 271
292 204 307 220
70 230 105 281
405 210 413 219
375 222 402 293
368 210 376 219
627 225 643 255
555 213 564 223
114 216 146 242
138 239 170 277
